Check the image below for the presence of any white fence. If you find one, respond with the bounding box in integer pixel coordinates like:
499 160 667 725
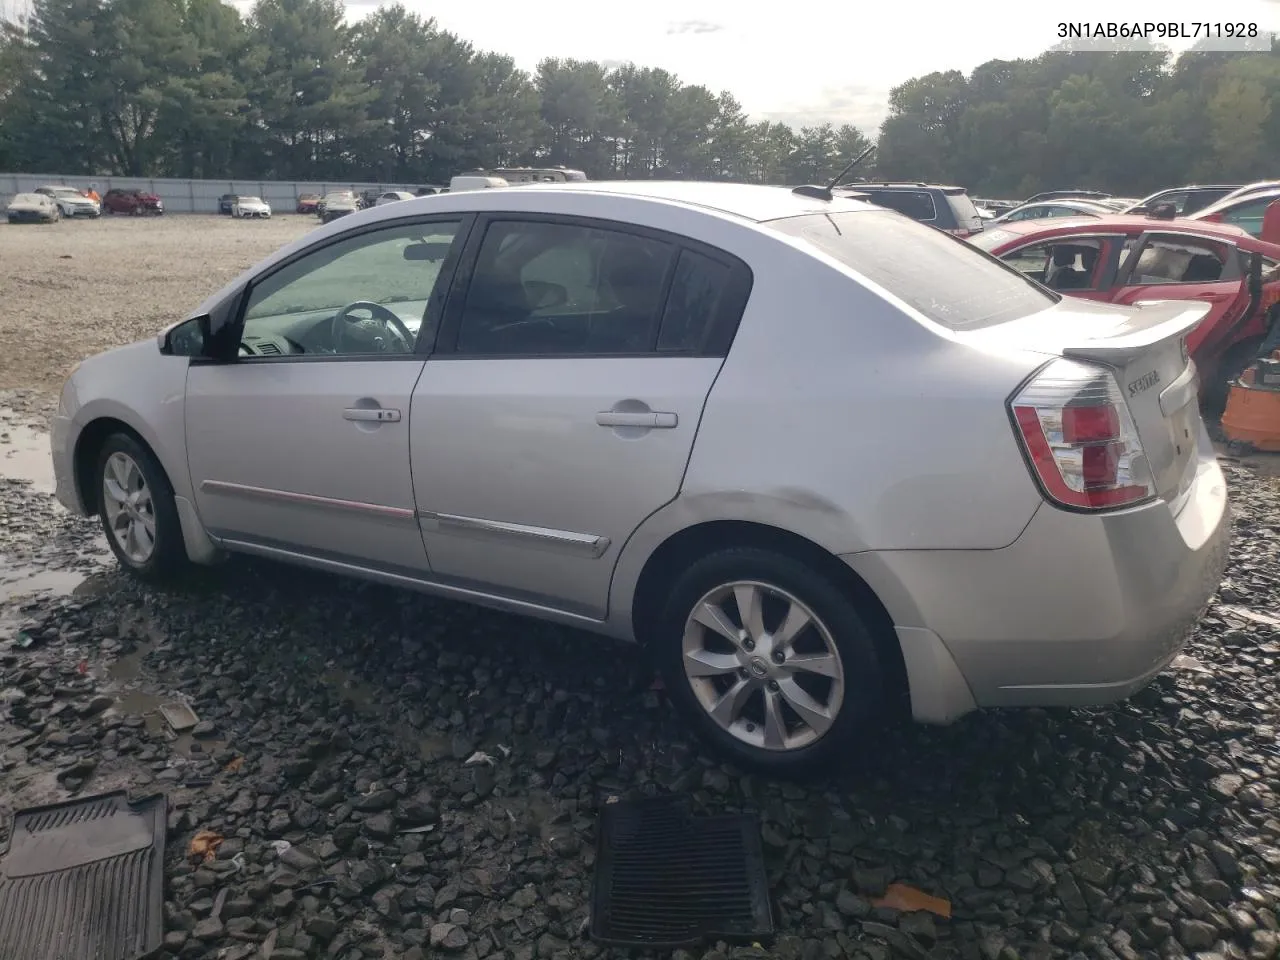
0 174 438 213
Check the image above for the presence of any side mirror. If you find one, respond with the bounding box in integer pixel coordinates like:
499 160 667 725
158 315 210 357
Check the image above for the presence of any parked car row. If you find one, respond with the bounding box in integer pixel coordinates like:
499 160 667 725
51 179 1233 773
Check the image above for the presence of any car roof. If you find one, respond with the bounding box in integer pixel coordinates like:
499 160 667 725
478 181 876 222
980 214 1274 247
1195 187 1280 216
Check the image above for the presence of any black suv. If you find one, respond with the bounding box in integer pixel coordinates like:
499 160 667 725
837 182 985 236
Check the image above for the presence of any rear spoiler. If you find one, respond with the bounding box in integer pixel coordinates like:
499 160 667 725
1061 300 1210 366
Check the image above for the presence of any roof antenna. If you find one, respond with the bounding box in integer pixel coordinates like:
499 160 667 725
793 145 877 201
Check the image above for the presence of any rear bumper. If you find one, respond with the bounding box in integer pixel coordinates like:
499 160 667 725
844 443 1230 722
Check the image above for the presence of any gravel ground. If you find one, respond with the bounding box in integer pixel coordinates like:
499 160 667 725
3 220 1280 960
0 214 313 396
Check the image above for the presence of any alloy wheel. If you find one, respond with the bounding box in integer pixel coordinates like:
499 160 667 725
681 580 846 752
102 451 157 565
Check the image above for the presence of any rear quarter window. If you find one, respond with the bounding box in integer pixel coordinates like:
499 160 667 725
769 210 1059 331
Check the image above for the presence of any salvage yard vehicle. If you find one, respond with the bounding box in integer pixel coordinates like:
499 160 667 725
971 214 1280 412
1191 187 1280 240
835 182 985 237
34 185 101 218
989 199 1116 224
50 181 1230 774
1122 185 1241 217
376 191 415 206
103 188 163 215
318 192 359 223
5 192 60 223
296 193 321 214
232 196 272 219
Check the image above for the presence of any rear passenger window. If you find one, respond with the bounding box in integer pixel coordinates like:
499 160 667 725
658 250 729 352
865 191 937 222
1125 237 1226 284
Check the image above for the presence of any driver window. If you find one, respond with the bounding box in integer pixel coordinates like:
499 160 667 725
240 221 462 358
455 220 674 356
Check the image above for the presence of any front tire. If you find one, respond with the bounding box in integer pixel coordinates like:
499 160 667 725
96 433 188 582
655 547 886 776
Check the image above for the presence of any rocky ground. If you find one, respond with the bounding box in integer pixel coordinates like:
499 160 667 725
3 221 1280 960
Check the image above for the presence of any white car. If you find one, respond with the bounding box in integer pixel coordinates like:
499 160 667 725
36 186 101 218
6 192 60 223
232 196 272 219
375 191 415 207
49 181 1229 773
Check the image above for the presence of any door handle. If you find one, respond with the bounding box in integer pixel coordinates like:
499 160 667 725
343 407 401 423
595 410 678 429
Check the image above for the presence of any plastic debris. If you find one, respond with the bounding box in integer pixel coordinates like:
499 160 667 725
1172 654 1213 674
160 702 199 734
497 744 512 759
464 751 496 767
399 824 437 834
270 840 292 856
187 830 223 863
224 756 244 774
871 882 952 918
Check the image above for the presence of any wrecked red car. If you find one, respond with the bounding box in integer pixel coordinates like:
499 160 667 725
102 188 164 216
970 214 1280 410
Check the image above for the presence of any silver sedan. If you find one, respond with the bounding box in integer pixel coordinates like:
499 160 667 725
50 181 1229 774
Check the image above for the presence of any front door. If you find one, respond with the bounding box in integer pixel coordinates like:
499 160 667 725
185 216 468 572
1111 231 1248 356
410 215 751 618
999 234 1123 301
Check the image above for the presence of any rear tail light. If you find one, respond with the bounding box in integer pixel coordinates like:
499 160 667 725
1009 358 1156 511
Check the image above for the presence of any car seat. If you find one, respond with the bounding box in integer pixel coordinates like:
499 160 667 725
1046 247 1090 290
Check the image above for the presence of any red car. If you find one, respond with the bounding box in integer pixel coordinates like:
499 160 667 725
970 215 1280 410
295 193 320 214
102 188 164 215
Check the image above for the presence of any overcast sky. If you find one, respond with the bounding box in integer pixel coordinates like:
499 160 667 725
258 0 1280 134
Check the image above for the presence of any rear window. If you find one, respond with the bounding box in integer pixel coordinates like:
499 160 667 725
861 190 937 222
945 190 981 223
769 210 1059 331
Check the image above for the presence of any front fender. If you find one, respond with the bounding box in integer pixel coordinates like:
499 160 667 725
64 342 194 507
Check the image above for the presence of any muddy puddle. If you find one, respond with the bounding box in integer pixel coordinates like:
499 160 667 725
0 421 55 494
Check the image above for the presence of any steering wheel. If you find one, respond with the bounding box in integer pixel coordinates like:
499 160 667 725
331 301 415 353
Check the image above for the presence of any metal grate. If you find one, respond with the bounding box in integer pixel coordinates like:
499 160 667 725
590 796 774 948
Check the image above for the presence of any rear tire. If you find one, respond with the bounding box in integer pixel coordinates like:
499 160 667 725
654 547 886 777
96 433 189 583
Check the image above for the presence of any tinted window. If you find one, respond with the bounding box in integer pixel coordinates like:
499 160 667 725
658 250 730 352
945 191 980 224
769 210 1058 331
456 220 674 356
862 190 937 222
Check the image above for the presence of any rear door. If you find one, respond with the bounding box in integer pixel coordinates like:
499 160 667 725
409 214 752 619
1111 231 1248 357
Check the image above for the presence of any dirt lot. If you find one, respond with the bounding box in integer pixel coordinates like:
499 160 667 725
0 214 314 397
2 216 1280 960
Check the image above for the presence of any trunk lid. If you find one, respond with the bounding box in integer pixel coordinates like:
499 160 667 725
967 296 1210 503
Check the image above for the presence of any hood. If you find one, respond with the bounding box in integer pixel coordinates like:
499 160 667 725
239 198 270 208
8 199 48 211
326 197 359 210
